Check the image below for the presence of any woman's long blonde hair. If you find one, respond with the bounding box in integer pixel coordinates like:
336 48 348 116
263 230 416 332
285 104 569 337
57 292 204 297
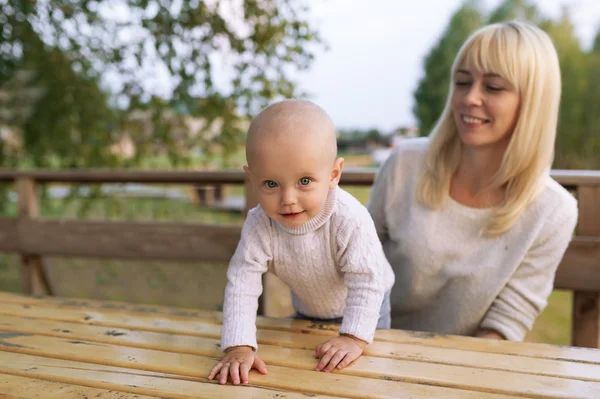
416 20 562 236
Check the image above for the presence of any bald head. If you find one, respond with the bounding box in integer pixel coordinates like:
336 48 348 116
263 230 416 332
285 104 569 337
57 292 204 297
246 99 337 167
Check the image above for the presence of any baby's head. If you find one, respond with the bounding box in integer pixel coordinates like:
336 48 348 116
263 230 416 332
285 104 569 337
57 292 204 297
244 99 344 228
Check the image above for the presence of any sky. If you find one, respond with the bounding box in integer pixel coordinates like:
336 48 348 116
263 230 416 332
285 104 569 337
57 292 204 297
299 0 600 132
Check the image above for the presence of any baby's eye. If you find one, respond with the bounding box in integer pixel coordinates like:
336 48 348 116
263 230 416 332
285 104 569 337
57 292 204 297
299 177 312 186
264 180 278 188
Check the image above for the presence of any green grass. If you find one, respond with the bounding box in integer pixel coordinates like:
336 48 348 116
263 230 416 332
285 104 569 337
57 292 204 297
526 290 572 345
0 254 20 293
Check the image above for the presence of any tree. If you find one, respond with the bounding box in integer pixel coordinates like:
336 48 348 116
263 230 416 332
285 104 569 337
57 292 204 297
580 29 600 168
487 0 540 24
541 9 591 168
0 0 322 168
412 1 484 136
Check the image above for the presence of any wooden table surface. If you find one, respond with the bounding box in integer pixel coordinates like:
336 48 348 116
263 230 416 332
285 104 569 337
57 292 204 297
0 291 599 399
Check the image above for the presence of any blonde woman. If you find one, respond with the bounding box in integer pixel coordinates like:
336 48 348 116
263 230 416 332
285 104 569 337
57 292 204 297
368 20 578 341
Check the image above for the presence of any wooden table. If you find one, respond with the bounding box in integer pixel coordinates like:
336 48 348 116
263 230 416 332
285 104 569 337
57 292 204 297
0 292 599 399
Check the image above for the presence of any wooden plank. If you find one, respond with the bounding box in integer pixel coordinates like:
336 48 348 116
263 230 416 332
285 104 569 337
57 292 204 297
0 170 248 184
1 291 598 364
16 178 51 296
550 170 600 187
4 222 598 288
17 218 241 261
1 314 599 398
555 236 600 291
0 334 565 399
0 353 336 399
572 187 600 348
0 393 26 399
15 225 590 291
573 292 600 348
0 168 598 187
0 373 162 399
1 309 600 384
18 256 51 297
0 218 19 252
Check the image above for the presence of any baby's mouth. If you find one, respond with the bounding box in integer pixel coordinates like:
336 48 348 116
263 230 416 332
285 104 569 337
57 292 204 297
281 211 304 219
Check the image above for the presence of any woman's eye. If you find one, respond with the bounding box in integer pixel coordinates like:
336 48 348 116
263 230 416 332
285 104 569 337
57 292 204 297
264 181 278 188
487 86 503 92
299 178 312 186
455 81 471 87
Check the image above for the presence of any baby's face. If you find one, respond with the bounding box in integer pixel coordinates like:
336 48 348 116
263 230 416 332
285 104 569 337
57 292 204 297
246 135 340 228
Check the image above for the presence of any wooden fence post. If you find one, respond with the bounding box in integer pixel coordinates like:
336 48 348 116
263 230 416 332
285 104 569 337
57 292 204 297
572 186 600 348
16 177 52 296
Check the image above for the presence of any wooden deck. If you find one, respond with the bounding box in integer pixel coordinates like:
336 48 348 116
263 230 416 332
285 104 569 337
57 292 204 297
0 292 599 398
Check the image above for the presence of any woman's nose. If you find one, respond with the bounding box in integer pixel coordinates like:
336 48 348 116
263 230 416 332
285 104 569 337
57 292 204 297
463 83 484 106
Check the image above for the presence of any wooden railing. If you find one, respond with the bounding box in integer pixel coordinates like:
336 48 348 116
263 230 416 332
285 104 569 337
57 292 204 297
0 168 598 348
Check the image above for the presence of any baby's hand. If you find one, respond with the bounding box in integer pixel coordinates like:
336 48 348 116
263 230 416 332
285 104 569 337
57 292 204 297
315 335 367 372
208 346 268 385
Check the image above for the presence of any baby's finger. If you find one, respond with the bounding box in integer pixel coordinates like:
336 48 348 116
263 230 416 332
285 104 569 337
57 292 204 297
315 343 321 358
316 342 332 359
207 362 222 380
316 347 338 371
255 356 269 374
325 350 347 373
337 352 356 370
218 363 230 385
240 362 251 384
230 361 241 385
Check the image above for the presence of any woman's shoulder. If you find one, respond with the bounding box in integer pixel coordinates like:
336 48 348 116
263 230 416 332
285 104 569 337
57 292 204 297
381 137 430 173
531 175 578 223
391 136 430 157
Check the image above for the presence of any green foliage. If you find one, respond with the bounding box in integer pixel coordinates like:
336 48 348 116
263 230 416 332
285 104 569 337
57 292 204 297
541 12 593 168
487 0 540 23
412 0 484 136
0 0 322 169
412 0 600 169
0 4 117 169
579 29 600 169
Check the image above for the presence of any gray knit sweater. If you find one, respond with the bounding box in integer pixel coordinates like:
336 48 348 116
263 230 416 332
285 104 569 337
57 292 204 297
368 137 578 341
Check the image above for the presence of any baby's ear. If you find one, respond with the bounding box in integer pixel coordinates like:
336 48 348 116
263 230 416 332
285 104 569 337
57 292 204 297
329 157 344 188
243 165 252 180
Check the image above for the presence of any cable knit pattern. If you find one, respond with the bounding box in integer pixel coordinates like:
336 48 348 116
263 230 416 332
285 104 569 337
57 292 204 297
367 137 579 341
221 187 395 351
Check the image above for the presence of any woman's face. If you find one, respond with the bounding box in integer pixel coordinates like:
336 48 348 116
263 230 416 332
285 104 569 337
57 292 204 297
451 61 521 152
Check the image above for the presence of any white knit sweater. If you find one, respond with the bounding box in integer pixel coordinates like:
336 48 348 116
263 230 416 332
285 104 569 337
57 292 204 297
368 137 578 341
221 187 395 351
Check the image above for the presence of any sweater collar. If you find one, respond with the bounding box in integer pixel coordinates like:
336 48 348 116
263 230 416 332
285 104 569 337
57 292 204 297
275 186 338 235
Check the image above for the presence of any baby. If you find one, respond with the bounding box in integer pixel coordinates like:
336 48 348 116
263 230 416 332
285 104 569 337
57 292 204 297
208 99 395 385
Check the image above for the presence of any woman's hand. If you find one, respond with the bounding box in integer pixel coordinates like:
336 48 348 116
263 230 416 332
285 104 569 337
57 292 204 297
208 346 268 385
315 335 367 372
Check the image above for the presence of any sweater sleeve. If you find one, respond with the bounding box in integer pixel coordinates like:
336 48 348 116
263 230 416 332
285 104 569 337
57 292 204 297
220 207 272 351
336 207 390 343
479 204 578 341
